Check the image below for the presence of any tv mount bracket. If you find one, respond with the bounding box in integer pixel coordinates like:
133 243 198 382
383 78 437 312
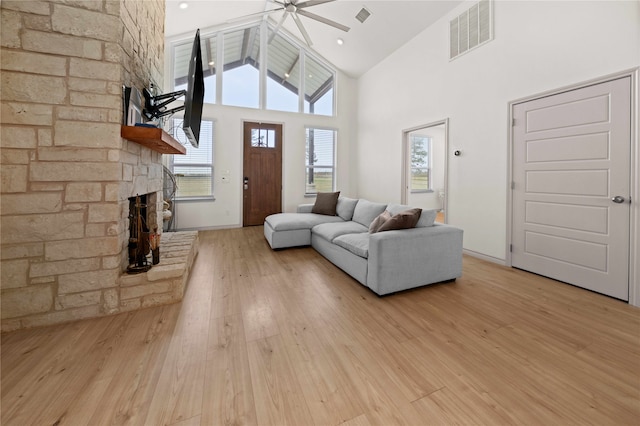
142 87 186 120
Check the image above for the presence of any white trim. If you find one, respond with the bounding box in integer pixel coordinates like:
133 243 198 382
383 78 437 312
506 67 639 306
464 248 506 266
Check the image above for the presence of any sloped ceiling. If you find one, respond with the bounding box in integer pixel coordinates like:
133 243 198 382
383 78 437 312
165 0 464 77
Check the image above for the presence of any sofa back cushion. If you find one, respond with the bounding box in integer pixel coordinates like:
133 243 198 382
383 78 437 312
386 204 438 228
352 200 387 227
336 197 359 221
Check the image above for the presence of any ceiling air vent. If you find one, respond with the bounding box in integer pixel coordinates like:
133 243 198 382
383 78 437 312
355 7 371 23
450 0 493 60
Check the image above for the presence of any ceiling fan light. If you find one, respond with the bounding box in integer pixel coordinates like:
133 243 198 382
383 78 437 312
337 38 344 45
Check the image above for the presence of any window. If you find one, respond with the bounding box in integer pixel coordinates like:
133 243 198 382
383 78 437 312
171 22 336 116
170 118 214 199
174 34 216 104
410 135 431 192
267 32 300 113
222 27 260 108
251 127 276 148
305 128 335 194
303 54 334 116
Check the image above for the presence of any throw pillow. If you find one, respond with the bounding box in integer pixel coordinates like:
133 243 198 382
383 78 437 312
311 191 340 216
386 204 437 227
369 210 391 234
377 208 422 232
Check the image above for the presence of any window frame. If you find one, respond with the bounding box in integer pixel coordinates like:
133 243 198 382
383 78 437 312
168 117 216 201
304 126 336 195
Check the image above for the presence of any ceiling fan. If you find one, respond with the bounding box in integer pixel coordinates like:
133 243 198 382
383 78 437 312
234 0 350 46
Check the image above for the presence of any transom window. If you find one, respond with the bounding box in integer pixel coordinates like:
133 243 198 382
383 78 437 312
172 22 335 116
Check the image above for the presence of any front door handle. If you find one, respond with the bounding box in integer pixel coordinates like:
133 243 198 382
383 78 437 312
611 195 626 204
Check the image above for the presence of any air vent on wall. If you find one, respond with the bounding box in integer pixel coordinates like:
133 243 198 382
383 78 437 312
355 7 371 23
450 0 492 60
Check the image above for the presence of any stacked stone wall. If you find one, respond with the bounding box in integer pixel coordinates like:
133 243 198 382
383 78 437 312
0 0 174 332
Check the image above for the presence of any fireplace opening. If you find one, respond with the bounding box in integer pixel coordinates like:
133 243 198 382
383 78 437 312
127 193 157 273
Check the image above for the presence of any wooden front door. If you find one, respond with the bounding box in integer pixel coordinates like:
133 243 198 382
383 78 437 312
511 76 631 300
243 121 283 226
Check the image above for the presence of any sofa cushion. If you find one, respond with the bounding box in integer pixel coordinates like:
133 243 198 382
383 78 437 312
333 233 370 258
312 191 340 215
369 210 391 233
386 204 438 228
312 221 368 242
336 197 359 221
378 208 422 232
265 213 343 231
352 200 387 227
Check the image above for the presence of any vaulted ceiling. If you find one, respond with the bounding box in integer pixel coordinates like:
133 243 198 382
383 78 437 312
165 0 464 77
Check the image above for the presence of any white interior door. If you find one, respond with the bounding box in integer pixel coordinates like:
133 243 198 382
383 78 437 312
511 77 631 300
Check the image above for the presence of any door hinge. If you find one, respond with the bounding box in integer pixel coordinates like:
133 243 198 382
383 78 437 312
510 244 513 252
511 181 515 190
512 118 516 126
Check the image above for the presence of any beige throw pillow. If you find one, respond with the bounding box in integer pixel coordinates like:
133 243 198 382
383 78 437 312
369 210 391 233
377 208 422 232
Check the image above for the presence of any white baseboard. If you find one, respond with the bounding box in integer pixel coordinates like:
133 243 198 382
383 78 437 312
463 249 506 266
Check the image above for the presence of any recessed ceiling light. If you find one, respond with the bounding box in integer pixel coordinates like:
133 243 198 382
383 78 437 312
284 72 290 78
337 38 344 46
179 2 188 9
208 61 215 66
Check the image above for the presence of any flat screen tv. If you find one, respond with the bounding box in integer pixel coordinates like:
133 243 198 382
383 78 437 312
183 29 204 148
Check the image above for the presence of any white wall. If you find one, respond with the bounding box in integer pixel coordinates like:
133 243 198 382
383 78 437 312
164 72 358 230
356 0 640 261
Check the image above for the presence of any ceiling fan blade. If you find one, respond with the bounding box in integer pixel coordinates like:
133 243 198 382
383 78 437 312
268 11 289 43
296 0 336 9
296 9 350 32
292 13 313 46
225 6 284 24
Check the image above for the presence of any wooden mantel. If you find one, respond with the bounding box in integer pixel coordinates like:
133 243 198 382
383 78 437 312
121 126 186 155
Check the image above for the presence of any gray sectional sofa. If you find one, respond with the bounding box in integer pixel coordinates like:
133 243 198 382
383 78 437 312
264 197 463 295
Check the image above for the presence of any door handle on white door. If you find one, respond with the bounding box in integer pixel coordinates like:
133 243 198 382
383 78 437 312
611 196 626 203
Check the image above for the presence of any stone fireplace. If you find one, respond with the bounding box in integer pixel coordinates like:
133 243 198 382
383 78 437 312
0 0 196 332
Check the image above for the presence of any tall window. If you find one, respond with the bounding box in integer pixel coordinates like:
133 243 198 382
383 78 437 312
303 54 334 116
267 32 300 113
170 118 214 199
305 128 335 194
222 27 260 108
174 34 216 104
410 135 431 192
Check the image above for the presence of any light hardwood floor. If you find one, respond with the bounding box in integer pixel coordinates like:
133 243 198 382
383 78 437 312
2 227 639 425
